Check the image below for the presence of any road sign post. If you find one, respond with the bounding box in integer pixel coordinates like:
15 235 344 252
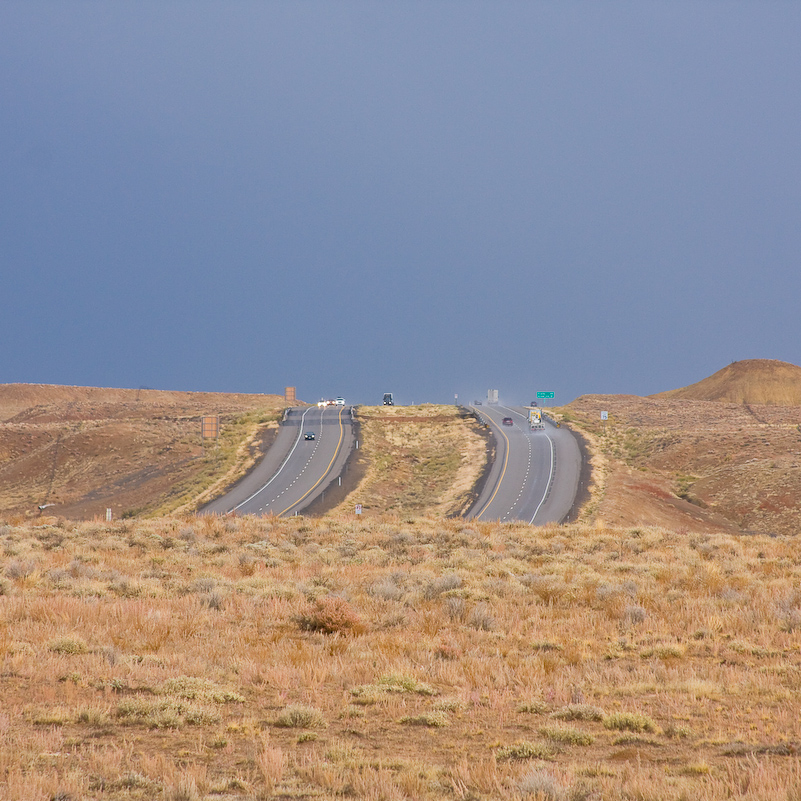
536 392 555 400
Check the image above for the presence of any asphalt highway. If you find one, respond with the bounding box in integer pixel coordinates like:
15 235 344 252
467 405 581 524
201 405 355 517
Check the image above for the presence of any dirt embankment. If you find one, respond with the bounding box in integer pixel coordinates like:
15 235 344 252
560 392 801 536
0 383 294 520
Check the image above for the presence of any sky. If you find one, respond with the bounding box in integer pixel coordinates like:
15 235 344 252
2 2 800 407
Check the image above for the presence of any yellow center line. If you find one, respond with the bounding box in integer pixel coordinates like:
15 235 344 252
474 412 510 521
278 406 345 516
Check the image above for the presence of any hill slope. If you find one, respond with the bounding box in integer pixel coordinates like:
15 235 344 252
0 383 291 519
652 359 801 405
563 391 801 536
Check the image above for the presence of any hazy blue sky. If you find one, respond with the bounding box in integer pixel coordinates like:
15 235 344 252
3 2 800 406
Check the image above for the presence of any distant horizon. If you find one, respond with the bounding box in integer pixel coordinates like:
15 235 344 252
3 4 800 408
5 354 801 408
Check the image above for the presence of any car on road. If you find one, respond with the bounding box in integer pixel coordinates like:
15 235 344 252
335 397 345 405
502 417 514 426
304 432 315 441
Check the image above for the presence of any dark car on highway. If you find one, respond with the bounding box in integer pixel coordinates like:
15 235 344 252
304 432 315 441
502 417 513 426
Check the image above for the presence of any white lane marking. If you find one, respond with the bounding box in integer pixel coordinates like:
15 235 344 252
230 406 314 512
263 406 326 506
530 431 555 524
501 417 532 521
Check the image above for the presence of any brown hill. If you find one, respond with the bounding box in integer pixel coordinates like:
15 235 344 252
652 359 801 405
0 383 292 520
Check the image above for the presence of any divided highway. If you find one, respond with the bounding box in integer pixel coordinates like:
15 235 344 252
467 405 581 524
202 405 355 517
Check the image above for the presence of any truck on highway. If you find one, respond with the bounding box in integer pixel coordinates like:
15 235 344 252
382 393 394 406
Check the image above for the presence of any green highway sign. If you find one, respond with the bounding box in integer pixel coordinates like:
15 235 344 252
536 391 555 399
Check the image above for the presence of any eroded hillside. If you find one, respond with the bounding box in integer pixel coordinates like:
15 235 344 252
562 393 801 535
0 384 291 520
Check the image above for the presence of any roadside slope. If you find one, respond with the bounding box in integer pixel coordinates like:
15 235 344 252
0 383 293 520
560 392 801 535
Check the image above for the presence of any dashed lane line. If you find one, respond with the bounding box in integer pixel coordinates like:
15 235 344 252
230 406 314 513
472 407 511 521
277 405 346 517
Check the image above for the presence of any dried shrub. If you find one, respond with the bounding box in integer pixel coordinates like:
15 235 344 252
202 591 225 611
518 767 567 800
539 725 594 746
115 697 220 728
48 636 90 655
521 574 570 604
238 553 257 576
424 573 462 599
623 604 647 625
496 740 554 761
467 602 496 631
297 596 365 634
399 711 450 727
551 704 604 722
178 527 197 543
5 559 37 579
640 643 685 659
517 700 549 714
377 674 437 695
603 712 658 733
444 596 466 621
370 577 404 601
160 677 244 704
274 704 326 729
192 577 216 593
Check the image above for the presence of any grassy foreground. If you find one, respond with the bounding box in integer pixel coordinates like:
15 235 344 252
2 515 801 799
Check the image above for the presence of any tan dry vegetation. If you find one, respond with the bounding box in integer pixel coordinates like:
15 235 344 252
558 389 801 536
332 404 489 518
0 384 293 521
2 513 801 799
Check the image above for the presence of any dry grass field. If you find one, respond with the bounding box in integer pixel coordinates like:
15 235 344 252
0 385 292 521
2 513 801 800
330 405 489 518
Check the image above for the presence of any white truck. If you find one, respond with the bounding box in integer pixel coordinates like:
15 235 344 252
529 408 545 430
